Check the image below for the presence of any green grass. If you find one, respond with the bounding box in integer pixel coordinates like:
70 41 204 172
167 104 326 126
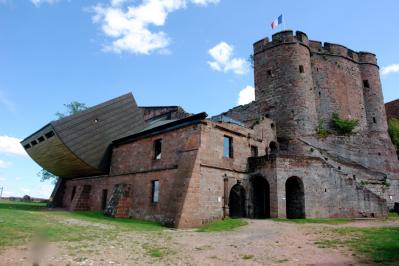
272 218 352 224
0 200 164 249
197 218 248 232
316 227 399 265
241 254 254 260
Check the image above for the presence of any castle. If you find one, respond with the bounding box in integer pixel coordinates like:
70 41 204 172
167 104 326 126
21 30 399 228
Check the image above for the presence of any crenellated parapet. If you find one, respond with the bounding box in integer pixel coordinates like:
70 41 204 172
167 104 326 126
254 30 378 67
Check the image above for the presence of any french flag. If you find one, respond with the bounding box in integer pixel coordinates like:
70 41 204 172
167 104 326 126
271 14 283 29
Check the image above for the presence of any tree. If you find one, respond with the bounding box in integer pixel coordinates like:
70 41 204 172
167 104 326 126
55 101 88 119
39 101 89 184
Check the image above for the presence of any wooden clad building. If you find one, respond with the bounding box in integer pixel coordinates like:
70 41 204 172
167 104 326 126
20 93 146 178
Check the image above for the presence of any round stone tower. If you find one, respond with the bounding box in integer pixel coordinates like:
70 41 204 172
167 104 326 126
253 30 317 154
359 52 388 133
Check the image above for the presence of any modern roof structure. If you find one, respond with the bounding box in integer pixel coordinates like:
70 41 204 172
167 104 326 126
21 93 146 178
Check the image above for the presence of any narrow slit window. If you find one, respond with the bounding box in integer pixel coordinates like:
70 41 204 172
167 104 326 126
154 139 162 160
299 65 304 73
373 117 377 124
152 180 160 203
223 136 233 158
71 186 76 201
363 80 370 88
267 70 272 77
101 189 108 210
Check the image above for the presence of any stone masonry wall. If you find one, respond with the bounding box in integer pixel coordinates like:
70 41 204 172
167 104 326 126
386 99 399 120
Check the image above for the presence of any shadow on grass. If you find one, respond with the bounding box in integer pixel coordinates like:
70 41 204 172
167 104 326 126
0 200 47 211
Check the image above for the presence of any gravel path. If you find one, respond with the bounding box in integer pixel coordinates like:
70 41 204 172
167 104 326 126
3 218 397 266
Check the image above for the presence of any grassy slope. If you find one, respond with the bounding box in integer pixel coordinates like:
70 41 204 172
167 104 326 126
0 200 162 249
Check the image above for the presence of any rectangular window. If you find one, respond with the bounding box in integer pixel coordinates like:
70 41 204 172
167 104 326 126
152 180 160 203
38 136 45 143
45 131 55 139
154 139 162 160
363 80 370 88
373 117 377 124
299 65 304 73
250 145 258 157
24 144 31 149
31 140 38 146
223 136 233 158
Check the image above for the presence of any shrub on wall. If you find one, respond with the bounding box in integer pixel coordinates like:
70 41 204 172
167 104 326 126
331 113 359 135
316 119 330 138
388 118 399 152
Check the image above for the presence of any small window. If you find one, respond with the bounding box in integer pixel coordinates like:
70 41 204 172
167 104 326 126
71 186 76 201
38 136 45 143
152 180 160 203
31 140 38 146
101 189 108 210
223 136 233 158
45 131 55 139
270 123 275 129
363 80 370 88
373 117 377 124
299 65 304 73
24 144 31 149
250 145 258 157
267 70 272 76
154 139 162 160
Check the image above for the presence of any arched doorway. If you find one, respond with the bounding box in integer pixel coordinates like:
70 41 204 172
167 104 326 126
251 176 270 218
285 176 305 219
229 184 246 218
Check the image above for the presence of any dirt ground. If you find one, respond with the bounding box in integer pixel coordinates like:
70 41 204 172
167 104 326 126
1 218 398 266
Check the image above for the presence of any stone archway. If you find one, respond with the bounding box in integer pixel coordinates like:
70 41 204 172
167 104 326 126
285 176 305 219
229 184 246 218
251 176 270 218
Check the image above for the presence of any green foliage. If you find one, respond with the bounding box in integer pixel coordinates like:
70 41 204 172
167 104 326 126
331 113 359 135
316 227 399 265
55 101 88 119
248 53 254 69
388 118 399 151
316 119 330 138
272 218 352 224
197 218 248 232
37 168 58 184
241 254 255 260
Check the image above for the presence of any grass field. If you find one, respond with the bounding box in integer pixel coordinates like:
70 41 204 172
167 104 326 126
0 200 163 249
197 218 248 232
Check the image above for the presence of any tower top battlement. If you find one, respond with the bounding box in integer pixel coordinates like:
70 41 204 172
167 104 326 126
253 30 378 66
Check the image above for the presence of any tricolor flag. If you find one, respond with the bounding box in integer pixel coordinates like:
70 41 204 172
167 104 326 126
271 14 283 29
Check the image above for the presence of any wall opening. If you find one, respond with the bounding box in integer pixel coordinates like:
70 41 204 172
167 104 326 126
250 145 258 157
223 136 233 158
363 80 370 88
286 176 305 219
154 139 162 160
101 189 108 210
152 180 160 203
373 117 377 124
251 176 270 218
299 65 304 73
269 141 278 155
71 186 76 201
229 183 246 218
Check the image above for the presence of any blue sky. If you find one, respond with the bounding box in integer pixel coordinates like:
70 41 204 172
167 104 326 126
0 0 398 198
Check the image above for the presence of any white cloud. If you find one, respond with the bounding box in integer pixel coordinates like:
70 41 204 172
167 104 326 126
208 42 249 75
0 136 27 157
20 188 31 194
0 160 12 169
381 64 399 76
237 85 255 105
31 0 60 7
91 0 219 55
0 176 6 181
191 0 220 6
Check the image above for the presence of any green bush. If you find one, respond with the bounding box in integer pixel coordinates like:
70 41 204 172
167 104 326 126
316 119 330 138
388 118 399 151
331 113 359 135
